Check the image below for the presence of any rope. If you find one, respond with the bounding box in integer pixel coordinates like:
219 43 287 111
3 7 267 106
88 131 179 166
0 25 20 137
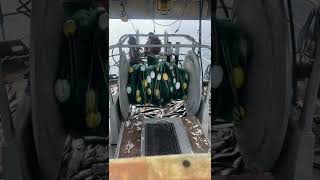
129 19 137 32
152 19 180 27
218 0 230 18
213 19 249 123
0 1 5 40
287 0 297 105
198 0 204 84
297 6 320 60
17 0 31 18
151 0 188 33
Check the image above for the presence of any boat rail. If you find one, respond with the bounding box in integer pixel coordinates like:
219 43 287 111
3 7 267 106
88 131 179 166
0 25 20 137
108 33 211 69
109 33 211 50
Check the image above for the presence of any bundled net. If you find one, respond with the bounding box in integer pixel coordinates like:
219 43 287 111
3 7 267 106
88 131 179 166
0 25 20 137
126 61 189 107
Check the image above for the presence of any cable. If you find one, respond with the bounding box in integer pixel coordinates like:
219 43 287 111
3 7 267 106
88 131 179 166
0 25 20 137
152 0 156 33
219 0 230 18
152 19 180 27
287 0 298 105
110 40 122 68
0 0 5 40
198 0 204 83
297 6 320 64
174 0 188 33
174 20 182 33
17 0 31 18
295 3 320 101
129 19 137 32
111 47 118 67
152 0 188 34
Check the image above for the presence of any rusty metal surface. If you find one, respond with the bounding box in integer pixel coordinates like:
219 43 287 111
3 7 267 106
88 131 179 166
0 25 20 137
181 116 211 153
118 117 143 158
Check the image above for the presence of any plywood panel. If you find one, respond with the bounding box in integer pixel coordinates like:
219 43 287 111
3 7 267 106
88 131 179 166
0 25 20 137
110 153 211 180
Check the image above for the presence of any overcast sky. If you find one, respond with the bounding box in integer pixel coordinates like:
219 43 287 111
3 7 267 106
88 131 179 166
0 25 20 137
109 19 211 46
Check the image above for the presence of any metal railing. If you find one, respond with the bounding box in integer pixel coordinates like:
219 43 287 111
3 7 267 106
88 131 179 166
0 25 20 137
109 33 211 50
109 33 211 69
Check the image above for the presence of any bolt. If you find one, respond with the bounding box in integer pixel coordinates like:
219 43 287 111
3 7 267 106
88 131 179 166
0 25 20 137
182 160 190 168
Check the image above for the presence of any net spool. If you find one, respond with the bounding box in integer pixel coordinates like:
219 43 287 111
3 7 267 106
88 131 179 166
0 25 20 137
183 50 202 116
118 50 201 116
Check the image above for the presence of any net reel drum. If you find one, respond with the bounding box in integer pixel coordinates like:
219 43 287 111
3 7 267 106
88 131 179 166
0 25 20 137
118 50 202 118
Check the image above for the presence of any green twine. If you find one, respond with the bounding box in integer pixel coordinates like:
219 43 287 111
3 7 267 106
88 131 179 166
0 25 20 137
126 60 189 106
147 56 159 66
214 19 250 122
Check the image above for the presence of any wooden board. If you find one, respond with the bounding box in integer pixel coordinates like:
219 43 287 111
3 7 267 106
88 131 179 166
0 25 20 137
110 153 211 180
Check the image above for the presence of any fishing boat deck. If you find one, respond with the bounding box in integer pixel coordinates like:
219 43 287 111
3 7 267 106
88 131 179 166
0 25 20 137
116 116 210 158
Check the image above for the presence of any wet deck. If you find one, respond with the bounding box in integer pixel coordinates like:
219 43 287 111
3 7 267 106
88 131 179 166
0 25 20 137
116 116 210 158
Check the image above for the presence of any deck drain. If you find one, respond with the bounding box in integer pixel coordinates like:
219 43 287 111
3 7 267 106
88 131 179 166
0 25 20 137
145 122 181 156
